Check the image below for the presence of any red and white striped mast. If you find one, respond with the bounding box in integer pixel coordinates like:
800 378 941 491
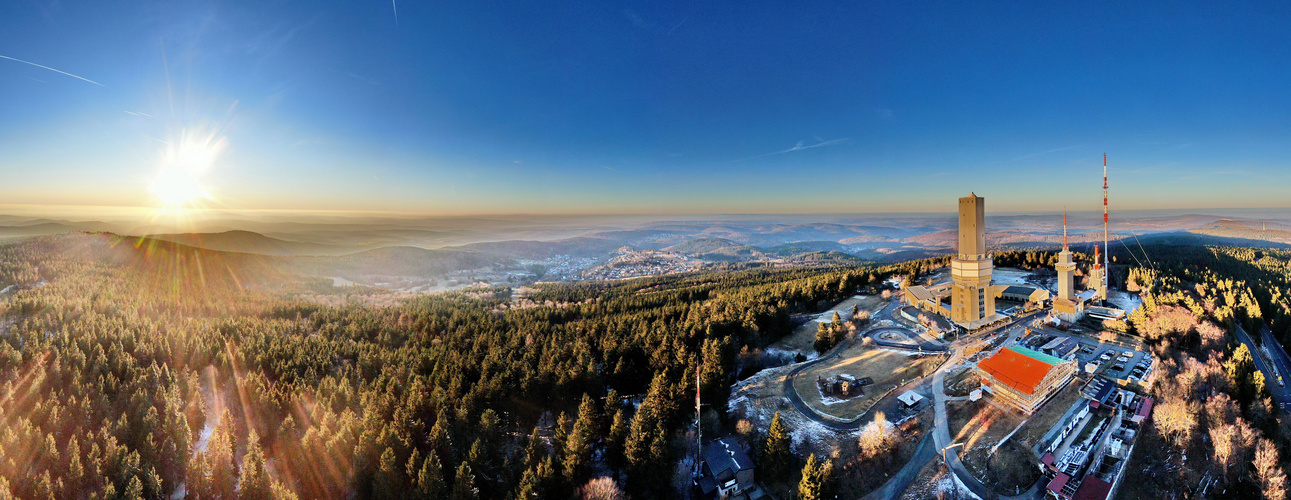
1101 154 1109 298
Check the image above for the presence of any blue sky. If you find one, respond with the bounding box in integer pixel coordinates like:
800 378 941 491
2 1 1290 215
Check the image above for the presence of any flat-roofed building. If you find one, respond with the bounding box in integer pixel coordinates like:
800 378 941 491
904 284 951 317
977 346 1077 414
998 285 1051 304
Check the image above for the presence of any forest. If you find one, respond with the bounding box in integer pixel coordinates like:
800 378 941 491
1112 244 1291 499
0 233 945 499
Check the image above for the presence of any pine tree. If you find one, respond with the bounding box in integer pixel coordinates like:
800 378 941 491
563 394 597 485
210 410 237 499
762 412 793 482
414 451 447 500
406 448 422 487
374 446 403 500
524 425 547 469
605 409 628 471
123 474 144 500
552 411 569 476
239 430 272 500
450 461 478 500
796 454 822 500
512 456 555 499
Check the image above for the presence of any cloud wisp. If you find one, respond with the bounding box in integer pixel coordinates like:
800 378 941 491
730 138 850 162
0 54 105 87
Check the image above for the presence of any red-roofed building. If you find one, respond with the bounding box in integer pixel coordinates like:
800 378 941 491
1131 397 1154 423
1046 472 1071 497
978 346 1077 414
1072 476 1112 500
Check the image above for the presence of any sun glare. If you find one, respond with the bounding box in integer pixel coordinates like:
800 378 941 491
149 127 226 209
150 166 207 206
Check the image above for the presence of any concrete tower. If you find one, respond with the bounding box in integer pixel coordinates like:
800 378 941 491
1053 212 1083 318
951 193 995 327
1090 245 1105 302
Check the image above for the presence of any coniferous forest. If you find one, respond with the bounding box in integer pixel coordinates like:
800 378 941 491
0 233 947 499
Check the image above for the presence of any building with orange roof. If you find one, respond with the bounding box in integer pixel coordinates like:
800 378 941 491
977 346 1077 414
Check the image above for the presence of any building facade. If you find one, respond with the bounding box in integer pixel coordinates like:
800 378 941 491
977 346 1077 414
950 193 1001 328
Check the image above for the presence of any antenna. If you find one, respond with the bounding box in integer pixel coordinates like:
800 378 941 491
1102 154 1109 299
1063 208 1069 251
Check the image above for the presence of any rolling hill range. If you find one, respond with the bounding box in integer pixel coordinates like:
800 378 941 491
144 230 348 256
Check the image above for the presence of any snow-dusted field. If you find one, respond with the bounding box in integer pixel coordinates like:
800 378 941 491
728 363 859 453
991 267 1039 286
1107 290 1142 313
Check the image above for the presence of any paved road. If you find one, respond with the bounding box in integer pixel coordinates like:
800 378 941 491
862 432 936 500
1235 325 1291 412
1259 326 1291 412
782 299 1050 498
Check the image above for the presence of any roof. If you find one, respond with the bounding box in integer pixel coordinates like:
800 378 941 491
1041 453 1056 467
978 346 1063 396
1136 397 1155 418
1047 472 1071 494
1072 476 1113 500
1003 285 1036 296
905 285 936 303
1041 337 1067 350
898 391 925 406
704 437 754 477
1093 383 1116 404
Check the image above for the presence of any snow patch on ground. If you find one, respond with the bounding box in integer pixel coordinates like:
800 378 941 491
938 471 982 500
765 346 818 362
1107 290 1142 313
991 268 1039 286
728 362 859 452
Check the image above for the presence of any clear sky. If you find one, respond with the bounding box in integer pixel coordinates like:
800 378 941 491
2 1 1290 215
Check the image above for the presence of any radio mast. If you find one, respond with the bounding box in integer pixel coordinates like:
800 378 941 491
1102 154 1109 300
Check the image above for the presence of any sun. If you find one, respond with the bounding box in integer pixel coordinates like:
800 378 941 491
150 166 207 207
149 127 226 209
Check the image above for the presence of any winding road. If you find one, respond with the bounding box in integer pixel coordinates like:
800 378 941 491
779 296 1050 498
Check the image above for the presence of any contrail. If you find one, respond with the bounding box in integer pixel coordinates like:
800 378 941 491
124 111 154 118
392 0 399 25
0 54 105 87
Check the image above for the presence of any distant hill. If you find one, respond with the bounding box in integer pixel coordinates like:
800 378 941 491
764 241 853 256
144 230 347 256
1138 231 1291 249
904 229 956 247
0 222 93 237
1189 219 1291 244
664 237 751 254
457 236 624 260
300 245 498 277
782 251 867 265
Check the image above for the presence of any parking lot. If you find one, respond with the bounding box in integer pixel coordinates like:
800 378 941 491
1007 328 1153 382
